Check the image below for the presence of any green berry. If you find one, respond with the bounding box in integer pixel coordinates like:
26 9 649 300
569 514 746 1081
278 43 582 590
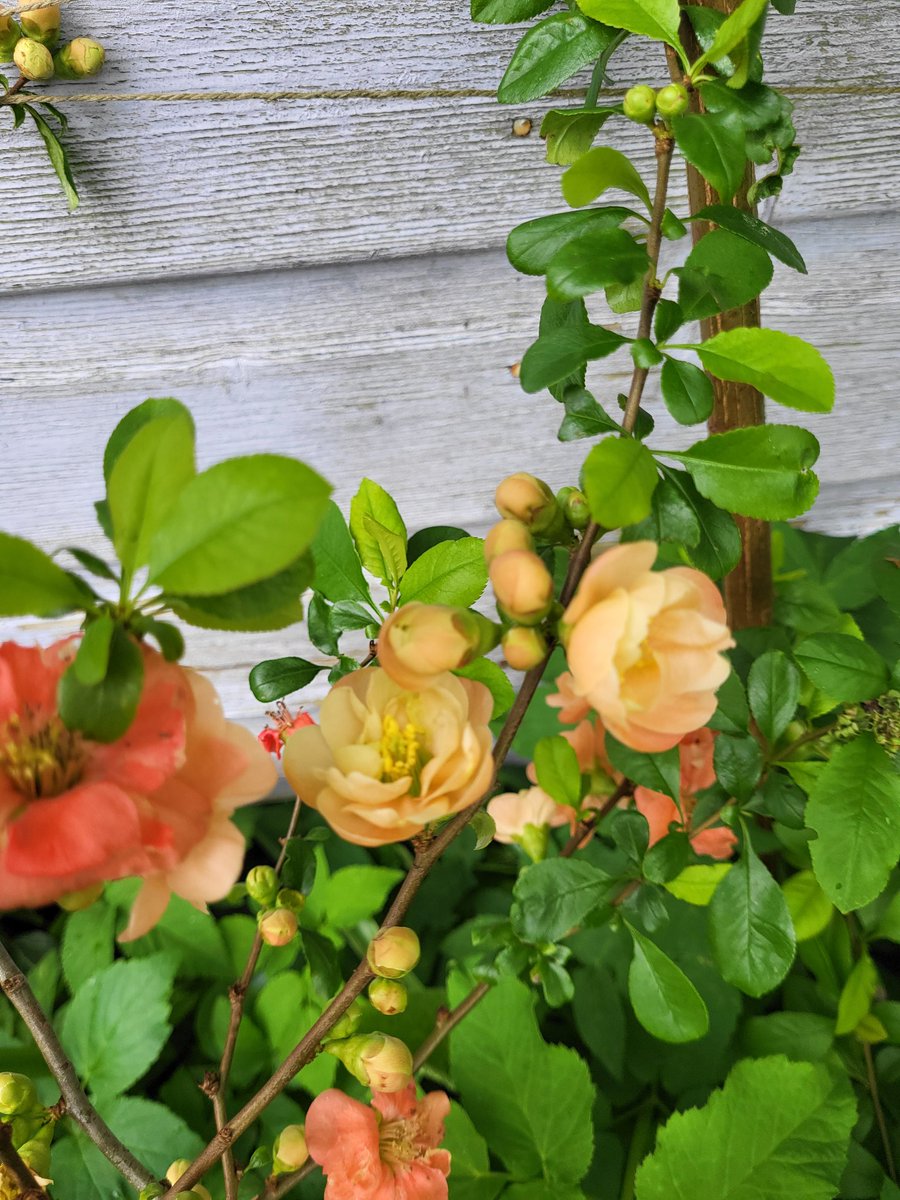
656 83 690 119
623 85 657 124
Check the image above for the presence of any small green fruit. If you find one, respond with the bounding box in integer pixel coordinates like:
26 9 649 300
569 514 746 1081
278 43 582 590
54 36 106 80
13 36 53 80
623 85 657 124
656 82 690 119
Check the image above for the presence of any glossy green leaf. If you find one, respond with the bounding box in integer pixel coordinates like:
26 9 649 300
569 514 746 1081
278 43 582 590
623 472 701 547
606 734 680 802
148 455 331 595
654 298 685 343
626 923 710 1043
663 863 731 906
72 615 115 687
547 228 649 301
28 105 79 210
561 146 651 210
672 111 746 203
0 531 89 617
249 656 325 702
692 203 807 272
739 1012 834 1062
557 387 621 441
512 859 618 943
695 0 768 66
659 468 742 578
583 436 658 528
660 357 714 425
321 865 404 928
710 670 750 734
58 625 144 743
677 230 773 321
835 953 879 1036
806 735 900 912
455 657 516 719
534 734 582 807
520 323 628 393
507 207 638 276
577 0 682 49
748 649 800 743
406 525 469 564
165 554 313 632
61 902 116 994
794 633 889 702
609 809 650 865
398 536 487 607
693 328 835 413
472 0 554 22
498 12 614 104
713 733 762 800
541 106 620 165
782 871 832 942
102 399 193 483
709 832 795 996
311 500 374 607
350 478 407 589
64 546 119 583
661 426 820 521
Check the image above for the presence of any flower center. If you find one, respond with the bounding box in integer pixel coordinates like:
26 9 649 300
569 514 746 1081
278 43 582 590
379 714 429 794
378 1117 419 1166
0 711 86 800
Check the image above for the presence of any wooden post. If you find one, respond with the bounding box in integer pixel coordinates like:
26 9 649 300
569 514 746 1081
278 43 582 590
669 0 773 629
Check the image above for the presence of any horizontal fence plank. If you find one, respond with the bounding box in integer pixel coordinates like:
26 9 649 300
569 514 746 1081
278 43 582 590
1 91 897 293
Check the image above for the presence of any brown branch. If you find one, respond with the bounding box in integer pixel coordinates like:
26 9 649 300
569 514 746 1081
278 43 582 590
863 1041 898 1182
0 1121 50 1200
0 940 155 1191
561 778 634 857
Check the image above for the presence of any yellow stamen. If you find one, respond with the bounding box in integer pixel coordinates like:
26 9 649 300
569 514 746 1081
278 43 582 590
379 714 429 794
0 711 86 800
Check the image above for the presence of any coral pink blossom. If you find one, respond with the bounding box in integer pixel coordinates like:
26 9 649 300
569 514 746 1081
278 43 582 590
546 672 591 725
561 542 734 753
306 1082 451 1200
487 786 572 845
0 638 276 936
632 728 736 860
259 701 314 759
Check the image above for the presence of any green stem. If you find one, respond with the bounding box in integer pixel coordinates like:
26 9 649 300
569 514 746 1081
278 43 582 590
619 1103 655 1200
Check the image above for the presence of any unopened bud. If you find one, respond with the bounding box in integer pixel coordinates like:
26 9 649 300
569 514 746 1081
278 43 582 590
484 518 535 565
58 883 104 912
258 907 298 947
656 82 689 120
139 1187 165 1200
18 1138 50 1179
276 887 305 914
246 865 279 907
378 602 498 690
19 3 59 47
0 16 21 60
623 85 657 124
490 551 554 626
326 1032 413 1093
166 1161 212 1200
502 626 549 672
367 926 420 978
495 473 561 536
557 487 590 531
323 995 366 1041
13 36 53 79
368 977 408 1015
53 36 105 79
0 1073 38 1116
273 1124 309 1173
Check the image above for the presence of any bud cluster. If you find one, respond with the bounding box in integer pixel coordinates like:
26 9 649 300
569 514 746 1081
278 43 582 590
0 1073 55 1184
2 5 105 82
246 865 307 948
833 691 900 758
326 1031 414 1093
623 82 690 124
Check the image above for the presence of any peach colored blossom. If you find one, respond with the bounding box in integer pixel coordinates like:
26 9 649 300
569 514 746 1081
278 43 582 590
377 604 485 692
632 728 736 860
306 1082 451 1200
547 672 591 725
487 786 572 845
283 668 493 847
561 542 733 753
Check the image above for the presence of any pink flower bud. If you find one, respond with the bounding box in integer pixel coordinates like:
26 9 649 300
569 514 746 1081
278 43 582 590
484 519 534 565
273 1124 309 1174
502 626 549 672
367 926 420 978
489 551 554 626
368 978 408 1015
258 907 298 947
0 1073 38 1116
327 1033 413 1093
495 473 560 535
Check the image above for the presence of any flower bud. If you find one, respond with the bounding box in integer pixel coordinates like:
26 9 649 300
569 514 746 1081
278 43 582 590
18 1138 50 1179
13 36 53 79
258 907 298 947
272 1124 309 1174
0 1073 38 1116
326 1033 413 1093
19 4 59 47
276 887 305 914
557 487 590 531
323 995 366 1041
495 473 563 537
656 82 689 119
368 977 408 1016
623 85 657 124
246 865 279 907
502 626 549 672
166 1161 212 1200
490 551 554 626
0 16 21 61
58 883 104 912
484 518 534 565
367 926 420 979
378 603 498 690
139 1187 165 1200
53 36 105 80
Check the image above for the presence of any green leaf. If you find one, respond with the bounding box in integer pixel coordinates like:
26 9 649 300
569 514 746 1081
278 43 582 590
72 615 116 686
547 227 649 301
661 426 820 521
0 531 90 617
538 295 591 400
350 479 407 589
606 735 680 802
713 733 762 800
311 500 374 607
654 299 685 343
806 735 900 913
610 809 650 864
398 536 487 607
61 902 116 993
523 323 629 396
748 649 800 743
27 105 79 210
672 111 747 203
781 870 832 942
58 624 144 743
634 1056 857 1200
498 13 614 104
249 656 325 702
627 923 710 1043
691 203 807 272
107 409 195 575
697 0 768 65
100 1096 203 1179
102 398 193 481
472 0 554 22
512 858 617 943
660 468 742 578
709 832 795 996
533 734 582 807
739 1012 834 1062
692 328 835 413
147 455 331 595
676 230 773 321
165 553 312 632
442 1103 508 1200
63 546 119 582
660 357 714 425
321 866 404 927
577 0 682 49
663 863 731 906
562 146 651 210
407 525 470 564
583 436 658 529
835 953 878 1036
557 386 621 441
450 975 594 1183
51 1132 122 1200
60 955 175 1098
455 658 516 719
623 472 700 547
794 633 889 702
507 207 638 276
541 106 620 165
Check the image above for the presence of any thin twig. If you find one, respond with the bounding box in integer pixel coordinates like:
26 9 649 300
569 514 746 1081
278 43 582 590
561 779 634 857
863 1041 897 1182
0 941 154 1191
0 1121 50 1200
